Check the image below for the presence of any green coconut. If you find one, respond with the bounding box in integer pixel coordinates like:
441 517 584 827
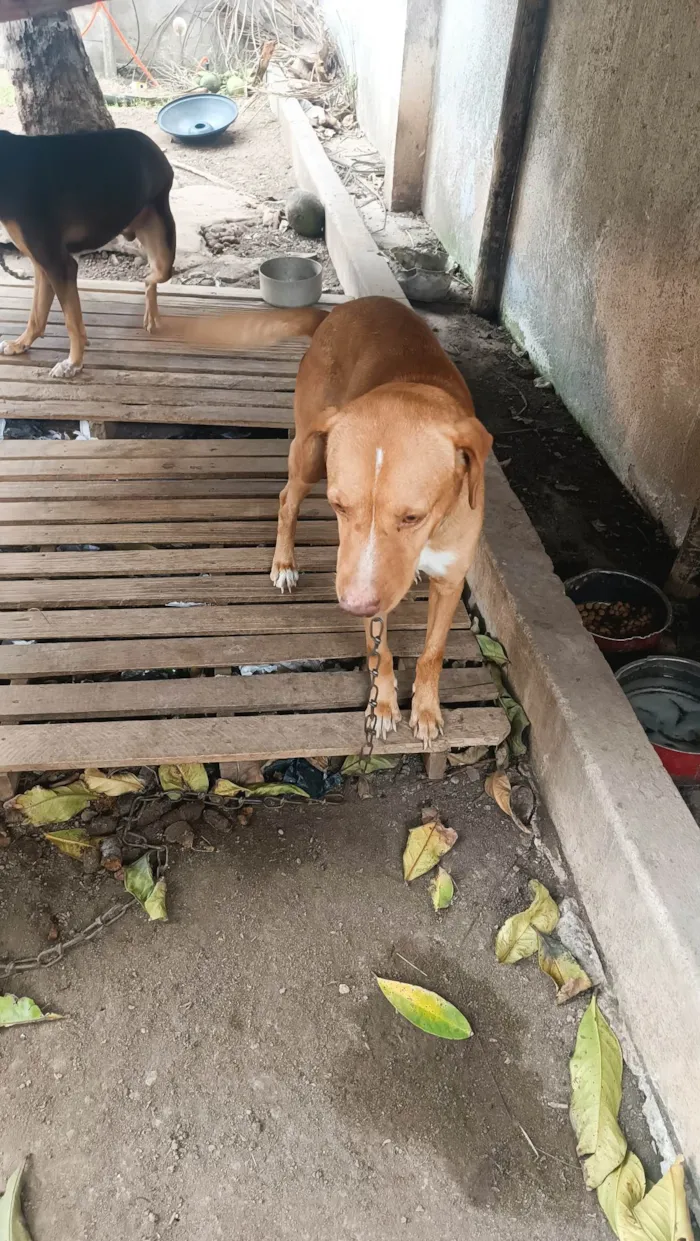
199 71 221 93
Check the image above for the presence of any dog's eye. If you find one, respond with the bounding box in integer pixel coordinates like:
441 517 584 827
400 513 422 528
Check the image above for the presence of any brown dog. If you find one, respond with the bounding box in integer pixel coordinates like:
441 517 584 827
160 296 492 744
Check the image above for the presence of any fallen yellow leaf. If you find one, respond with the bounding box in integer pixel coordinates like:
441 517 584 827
625 1157 693 1241
537 931 593 1004
9 781 95 827
377 978 472 1039
485 771 512 817
403 820 457 882
158 763 209 797
495 879 559 963
44 827 98 860
0 994 63 1028
124 854 168 922
82 768 145 797
0 1159 34 1240
430 867 455 911
597 1150 646 1236
570 996 627 1190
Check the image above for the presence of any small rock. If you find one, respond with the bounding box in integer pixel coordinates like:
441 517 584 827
82 849 100 875
85 814 119 838
202 807 230 833
285 189 325 239
145 1070 158 1087
338 984 350 996
342 114 355 130
262 206 283 229
164 821 195 848
0 831 11 848
109 253 119 267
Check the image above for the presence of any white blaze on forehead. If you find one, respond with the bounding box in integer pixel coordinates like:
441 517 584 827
349 445 383 598
417 543 457 578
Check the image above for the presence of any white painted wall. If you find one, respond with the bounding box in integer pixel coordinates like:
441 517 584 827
320 0 406 165
423 0 516 275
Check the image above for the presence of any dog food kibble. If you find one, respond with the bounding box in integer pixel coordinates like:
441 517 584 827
575 600 655 640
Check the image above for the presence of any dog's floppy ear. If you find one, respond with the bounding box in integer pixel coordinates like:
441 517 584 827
453 416 493 509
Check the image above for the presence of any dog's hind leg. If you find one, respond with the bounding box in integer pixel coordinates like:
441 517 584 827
0 260 54 356
132 194 176 333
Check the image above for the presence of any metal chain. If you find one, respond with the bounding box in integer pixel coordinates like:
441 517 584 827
359 614 384 773
0 897 137 983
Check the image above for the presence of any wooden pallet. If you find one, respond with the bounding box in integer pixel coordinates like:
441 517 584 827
0 438 509 790
0 280 310 430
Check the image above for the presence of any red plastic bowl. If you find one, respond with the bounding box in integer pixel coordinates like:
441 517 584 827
565 569 672 653
616 657 700 783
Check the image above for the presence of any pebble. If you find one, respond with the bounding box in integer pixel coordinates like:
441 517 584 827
338 984 350 995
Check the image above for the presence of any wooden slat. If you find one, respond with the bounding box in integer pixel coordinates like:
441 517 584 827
0 497 331 523
0 364 297 393
0 380 294 409
0 333 301 359
0 519 333 546
0 547 335 578
0 572 426 608
0 599 468 639
0 667 497 720
0 276 344 306
0 707 509 770
0 629 479 676
0 479 307 501
0 437 290 458
0 400 293 428
0 457 291 479
1 350 299 377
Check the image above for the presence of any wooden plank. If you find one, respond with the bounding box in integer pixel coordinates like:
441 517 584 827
0 457 291 479
0 276 345 305
0 479 307 501
0 363 297 393
0 547 335 578
0 572 426 608
0 519 333 546
471 0 549 318
0 707 509 771
0 629 479 676
0 380 294 409
0 350 299 377
0 437 290 458
0 599 467 639
0 333 302 359
0 497 332 524
0 400 294 429
0 667 497 720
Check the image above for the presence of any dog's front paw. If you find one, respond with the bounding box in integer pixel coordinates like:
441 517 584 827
49 358 83 380
0 338 28 356
366 689 402 740
270 562 299 593
143 309 159 334
410 694 444 748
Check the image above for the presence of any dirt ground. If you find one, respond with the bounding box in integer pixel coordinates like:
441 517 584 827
0 767 657 1240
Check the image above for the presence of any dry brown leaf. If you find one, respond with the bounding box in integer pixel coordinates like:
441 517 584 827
485 771 512 816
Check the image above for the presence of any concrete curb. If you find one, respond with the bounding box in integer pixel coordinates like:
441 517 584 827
272 85 700 1190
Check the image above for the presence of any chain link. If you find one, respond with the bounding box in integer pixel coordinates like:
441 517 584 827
0 897 137 983
359 614 384 774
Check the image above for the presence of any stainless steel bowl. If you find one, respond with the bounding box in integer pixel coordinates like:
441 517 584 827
259 256 323 308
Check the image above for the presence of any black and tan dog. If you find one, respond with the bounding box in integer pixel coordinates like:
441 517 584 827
0 127 175 378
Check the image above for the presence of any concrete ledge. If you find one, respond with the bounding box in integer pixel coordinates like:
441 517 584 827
273 84 700 1192
269 85 407 303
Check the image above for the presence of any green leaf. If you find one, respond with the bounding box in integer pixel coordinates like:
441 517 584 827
213 778 246 797
0 1160 33 1241
213 778 309 799
158 764 209 798
477 634 508 666
0 994 63 1028
43 827 97 860
376 979 472 1040
597 1151 646 1237
82 768 145 797
501 694 530 757
341 754 400 776
9 781 94 826
569 996 627 1190
537 931 593 1004
625 1157 693 1241
124 854 168 922
143 878 168 922
495 879 559 963
403 820 458 881
430 867 454 911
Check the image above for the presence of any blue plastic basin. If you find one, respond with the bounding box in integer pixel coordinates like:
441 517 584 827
157 93 239 144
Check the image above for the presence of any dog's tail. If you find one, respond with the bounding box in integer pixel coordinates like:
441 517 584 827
156 307 329 351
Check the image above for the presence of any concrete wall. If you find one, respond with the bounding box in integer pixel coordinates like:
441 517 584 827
320 0 406 165
423 0 516 277
500 0 700 544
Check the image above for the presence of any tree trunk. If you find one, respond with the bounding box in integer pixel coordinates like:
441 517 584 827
2 10 114 135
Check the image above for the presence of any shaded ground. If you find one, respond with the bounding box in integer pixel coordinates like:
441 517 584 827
0 766 656 1240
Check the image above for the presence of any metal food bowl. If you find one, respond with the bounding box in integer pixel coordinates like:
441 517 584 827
259 256 323 307
565 569 672 653
616 656 700 782
157 93 238 144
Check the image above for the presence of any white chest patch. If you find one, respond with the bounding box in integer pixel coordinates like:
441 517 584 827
417 543 457 578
